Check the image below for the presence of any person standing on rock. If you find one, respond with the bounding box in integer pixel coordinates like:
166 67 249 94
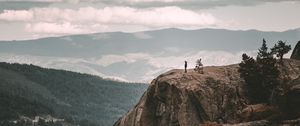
184 61 187 73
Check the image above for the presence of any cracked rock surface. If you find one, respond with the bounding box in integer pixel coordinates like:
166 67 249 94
114 59 300 126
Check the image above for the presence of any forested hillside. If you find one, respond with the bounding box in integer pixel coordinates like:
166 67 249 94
0 62 148 126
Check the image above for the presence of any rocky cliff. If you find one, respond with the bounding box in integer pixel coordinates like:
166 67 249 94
114 59 300 126
291 41 300 60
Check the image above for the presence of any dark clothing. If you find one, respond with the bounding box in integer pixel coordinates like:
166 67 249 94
184 61 187 73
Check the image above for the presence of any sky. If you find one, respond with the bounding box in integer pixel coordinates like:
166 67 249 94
0 0 299 40
0 0 299 82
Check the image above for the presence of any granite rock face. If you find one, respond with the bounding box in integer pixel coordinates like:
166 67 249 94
284 77 300 118
291 41 300 60
115 59 300 126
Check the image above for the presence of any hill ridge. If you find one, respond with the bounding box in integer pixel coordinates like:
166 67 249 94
0 62 148 126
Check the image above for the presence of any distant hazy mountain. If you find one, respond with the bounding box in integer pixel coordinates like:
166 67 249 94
0 62 147 126
0 28 299 82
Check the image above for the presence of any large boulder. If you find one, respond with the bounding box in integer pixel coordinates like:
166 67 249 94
239 104 280 122
115 59 300 126
283 77 300 118
291 41 300 60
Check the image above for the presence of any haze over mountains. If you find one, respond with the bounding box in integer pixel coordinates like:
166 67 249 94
0 28 299 82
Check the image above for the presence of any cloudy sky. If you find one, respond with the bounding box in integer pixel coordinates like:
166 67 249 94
0 0 299 82
0 0 300 40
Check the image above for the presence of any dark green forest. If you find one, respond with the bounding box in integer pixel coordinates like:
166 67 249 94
0 62 148 126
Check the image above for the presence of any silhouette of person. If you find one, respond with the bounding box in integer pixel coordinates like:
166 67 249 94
184 61 187 73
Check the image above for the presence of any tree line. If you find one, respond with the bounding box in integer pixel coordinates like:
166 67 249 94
238 39 291 104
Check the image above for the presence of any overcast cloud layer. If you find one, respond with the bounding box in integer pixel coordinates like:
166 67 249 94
0 6 216 34
0 0 299 40
1 0 299 8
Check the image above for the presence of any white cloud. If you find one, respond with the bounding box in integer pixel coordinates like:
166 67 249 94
87 50 258 82
0 10 33 21
25 22 86 34
96 53 150 67
108 50 259 81
0 0 79 2
0 6 217 34
96 50 257 68
126 0 186 3
0 50 261 83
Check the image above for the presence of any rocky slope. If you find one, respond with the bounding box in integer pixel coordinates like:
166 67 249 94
291 41 300 60
114 59 300 126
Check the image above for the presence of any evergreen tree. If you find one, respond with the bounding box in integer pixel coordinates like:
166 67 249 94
271 40 291 62
239 39 280 104
239 53 267 103
257 39 270 59
256 40 279 98
239 54 259 80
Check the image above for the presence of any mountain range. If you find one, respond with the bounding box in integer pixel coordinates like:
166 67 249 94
0 28 299 82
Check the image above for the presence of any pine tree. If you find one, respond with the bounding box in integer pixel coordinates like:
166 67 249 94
239 54 258 80
239 39 280 104
257 39 269 59
271 40 291 62
257 40 279 89
239 53 266 103
257 39 279 103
